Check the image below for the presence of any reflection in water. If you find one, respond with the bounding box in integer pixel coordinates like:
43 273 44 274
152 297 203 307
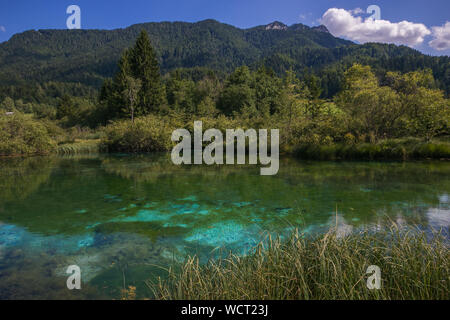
0 157 55 202
0 154 448 299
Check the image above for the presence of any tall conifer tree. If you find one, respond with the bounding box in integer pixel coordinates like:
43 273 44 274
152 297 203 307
129 30 163 115
103 30 163 120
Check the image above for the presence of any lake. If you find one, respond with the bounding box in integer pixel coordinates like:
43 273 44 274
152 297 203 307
0 154 448 299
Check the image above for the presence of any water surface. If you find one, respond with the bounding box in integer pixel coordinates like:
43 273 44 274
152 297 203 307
0 154 448 299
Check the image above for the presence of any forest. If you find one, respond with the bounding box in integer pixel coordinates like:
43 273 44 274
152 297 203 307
0 28 449 160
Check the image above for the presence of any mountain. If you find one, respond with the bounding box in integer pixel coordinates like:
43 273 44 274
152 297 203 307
0 19 449 102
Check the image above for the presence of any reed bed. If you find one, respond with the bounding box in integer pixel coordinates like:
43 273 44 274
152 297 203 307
56 139 101 155
148 226 449 300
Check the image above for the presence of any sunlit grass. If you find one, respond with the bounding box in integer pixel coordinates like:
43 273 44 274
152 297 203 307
56 139 102 155
148 225 449 300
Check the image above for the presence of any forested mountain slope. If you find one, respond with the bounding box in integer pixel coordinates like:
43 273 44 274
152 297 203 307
0 19 448 102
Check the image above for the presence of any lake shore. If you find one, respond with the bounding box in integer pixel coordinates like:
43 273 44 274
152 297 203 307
150 226 449 300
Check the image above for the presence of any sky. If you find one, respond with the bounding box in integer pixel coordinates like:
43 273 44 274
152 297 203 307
0 0 449 55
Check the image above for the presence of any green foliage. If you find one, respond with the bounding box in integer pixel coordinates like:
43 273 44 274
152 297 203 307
1 42 449 161
1 97 16 112
130 31 164 113
295 138 450 160
100 30 164 122
386 71 450 140
217 66 285 116
102 115 179 153
122 76 142 123
1 21 449 105
164 70 220 116
0 114 56 156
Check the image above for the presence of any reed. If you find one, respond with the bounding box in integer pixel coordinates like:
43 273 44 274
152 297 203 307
56 139 101 155
148 225 449 300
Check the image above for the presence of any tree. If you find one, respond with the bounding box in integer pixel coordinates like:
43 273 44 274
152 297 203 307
217 66 255 116
279 70 309 137
101 30 164 122
1 97 15 112
56 95 74 120
129 30 164 115
336 64 402 141
386 69 449 140
403 87 449 140
122 76 142 124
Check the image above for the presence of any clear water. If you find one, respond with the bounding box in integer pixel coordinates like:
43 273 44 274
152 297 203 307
0 154 448 299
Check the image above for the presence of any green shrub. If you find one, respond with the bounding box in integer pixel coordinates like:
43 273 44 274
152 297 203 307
102 115 178 153
0 114 56 156
295 138 450 160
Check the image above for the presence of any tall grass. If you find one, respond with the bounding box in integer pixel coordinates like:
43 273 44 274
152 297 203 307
56 139 102 155
148 226 449 300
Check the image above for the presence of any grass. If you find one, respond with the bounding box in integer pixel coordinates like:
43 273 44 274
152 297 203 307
148 225 449 300
56 139 102 155
295 138 450 161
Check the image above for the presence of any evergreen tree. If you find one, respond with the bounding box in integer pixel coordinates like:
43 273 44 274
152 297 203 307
110 49 132 118
129 30 164 115
102 30 163 121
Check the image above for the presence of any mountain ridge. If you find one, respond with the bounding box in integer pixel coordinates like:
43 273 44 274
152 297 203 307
0 19 448 102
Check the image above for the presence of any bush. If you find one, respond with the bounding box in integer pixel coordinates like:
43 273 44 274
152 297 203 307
0 114 56 156
102 115 178 153
295 138 450 160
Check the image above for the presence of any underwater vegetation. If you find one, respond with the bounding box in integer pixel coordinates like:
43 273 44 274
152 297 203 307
0 247 104 300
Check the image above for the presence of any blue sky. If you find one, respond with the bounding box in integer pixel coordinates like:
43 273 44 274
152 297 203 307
0 0 449 55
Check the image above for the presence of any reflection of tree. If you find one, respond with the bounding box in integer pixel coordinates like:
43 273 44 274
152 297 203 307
0 154 447 239
101 154 450 230
0 155 112 236
101 154 261 183
0 157 55 202
278 159 450 228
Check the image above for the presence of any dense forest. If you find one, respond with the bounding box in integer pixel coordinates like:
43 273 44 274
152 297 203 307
0 19 449 104
0 22 449 159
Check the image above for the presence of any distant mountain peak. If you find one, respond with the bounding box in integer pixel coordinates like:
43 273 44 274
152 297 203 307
265 21 288 31
311 25 329 33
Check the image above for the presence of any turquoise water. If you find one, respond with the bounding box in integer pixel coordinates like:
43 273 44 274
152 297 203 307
0 154 449 299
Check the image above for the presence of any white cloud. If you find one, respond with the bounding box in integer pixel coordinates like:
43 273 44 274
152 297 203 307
321 8 431 47
349 8 364 15
428 21 450 51
0 26 5 32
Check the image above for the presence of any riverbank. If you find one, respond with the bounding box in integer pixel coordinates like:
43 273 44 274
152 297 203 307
149 226 449 300
294 138 450 161
1 113 449 161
